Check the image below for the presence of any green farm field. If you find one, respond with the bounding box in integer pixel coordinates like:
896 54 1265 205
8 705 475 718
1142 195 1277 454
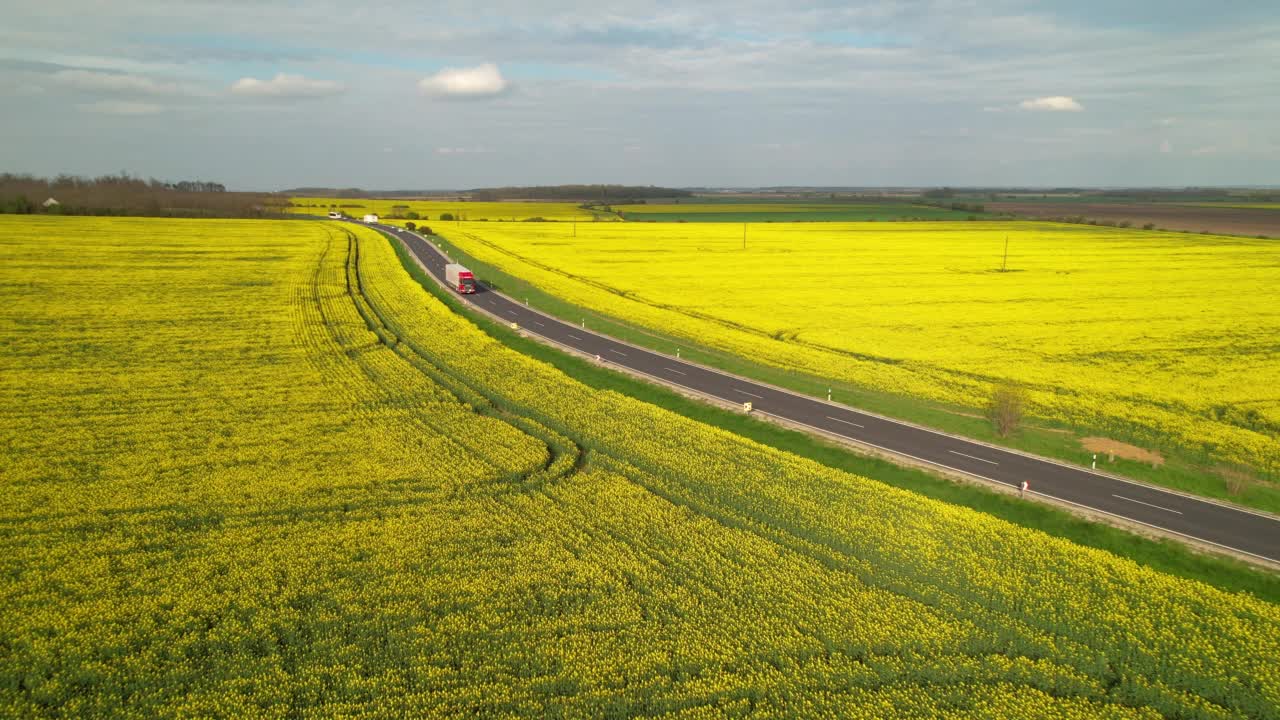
4 215 1279 717
615 202 984 222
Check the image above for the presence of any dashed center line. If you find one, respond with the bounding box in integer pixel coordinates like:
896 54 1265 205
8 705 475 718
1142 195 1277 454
534 321 545 327
733 388 763 399
825 415 865 429
664 367 686 376
948 450 999 465
608 349 627 357
567 333 582 341
1113 494 1183 515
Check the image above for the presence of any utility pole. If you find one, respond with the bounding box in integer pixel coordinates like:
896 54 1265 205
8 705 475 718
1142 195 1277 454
1001 235 1009 272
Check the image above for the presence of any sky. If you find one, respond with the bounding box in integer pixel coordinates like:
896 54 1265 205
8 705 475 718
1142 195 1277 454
1 1 1277 190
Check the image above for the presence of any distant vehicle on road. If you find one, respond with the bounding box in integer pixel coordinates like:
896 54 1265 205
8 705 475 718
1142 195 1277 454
327 211 341 219
363 214 380 223
445 263 476 294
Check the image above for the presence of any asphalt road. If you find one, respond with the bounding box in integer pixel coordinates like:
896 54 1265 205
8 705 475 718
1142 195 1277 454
369 222 1280 566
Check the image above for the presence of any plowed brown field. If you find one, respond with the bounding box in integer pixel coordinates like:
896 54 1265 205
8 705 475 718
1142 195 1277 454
989 202 1280 237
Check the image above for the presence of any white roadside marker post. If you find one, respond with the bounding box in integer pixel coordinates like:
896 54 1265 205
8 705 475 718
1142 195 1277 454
827 388 832 402
743 401 753 413
1092 453 1097 469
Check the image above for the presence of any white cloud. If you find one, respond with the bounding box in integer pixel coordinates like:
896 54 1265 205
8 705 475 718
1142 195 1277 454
53 69 185 95
230 73 343 98
1018 96 1083 112
419 63 508 98
77 100 164 115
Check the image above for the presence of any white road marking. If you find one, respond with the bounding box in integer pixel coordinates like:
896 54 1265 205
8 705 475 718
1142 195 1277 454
1113 495 1183 515
825 415 864 429
949 450 999 465
608 349 627 357
534 321 545 327
567 333 582 341
664 367 686 375
733 388 763 399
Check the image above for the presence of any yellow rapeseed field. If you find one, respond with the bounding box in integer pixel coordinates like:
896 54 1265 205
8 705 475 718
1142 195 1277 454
3 215 1278 717
436 220 1280 473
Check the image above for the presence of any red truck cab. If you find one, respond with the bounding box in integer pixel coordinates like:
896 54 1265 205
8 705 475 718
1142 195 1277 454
456 269 475 294
445 263 476 294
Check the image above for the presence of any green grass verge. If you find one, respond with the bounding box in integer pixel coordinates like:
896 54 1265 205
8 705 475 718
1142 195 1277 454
381 229 1280 603
422 229 1280 515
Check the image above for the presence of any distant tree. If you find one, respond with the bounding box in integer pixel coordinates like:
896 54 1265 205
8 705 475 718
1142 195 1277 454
404 221 416 231
3 195 35 214
405 211 419 220
987 383 1028 438
440 213 454 221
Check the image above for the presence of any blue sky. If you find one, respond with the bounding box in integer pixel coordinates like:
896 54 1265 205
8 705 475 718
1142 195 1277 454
1 1 1276 190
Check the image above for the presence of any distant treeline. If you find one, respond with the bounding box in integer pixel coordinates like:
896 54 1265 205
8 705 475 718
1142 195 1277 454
929 186 1280 203
469 185 693 201
1093 188 1276 202
281 187 452 199
0 173 286 218
285 185 694 202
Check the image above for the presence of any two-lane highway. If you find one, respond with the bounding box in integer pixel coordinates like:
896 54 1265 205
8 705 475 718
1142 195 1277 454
370 222 1280 566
